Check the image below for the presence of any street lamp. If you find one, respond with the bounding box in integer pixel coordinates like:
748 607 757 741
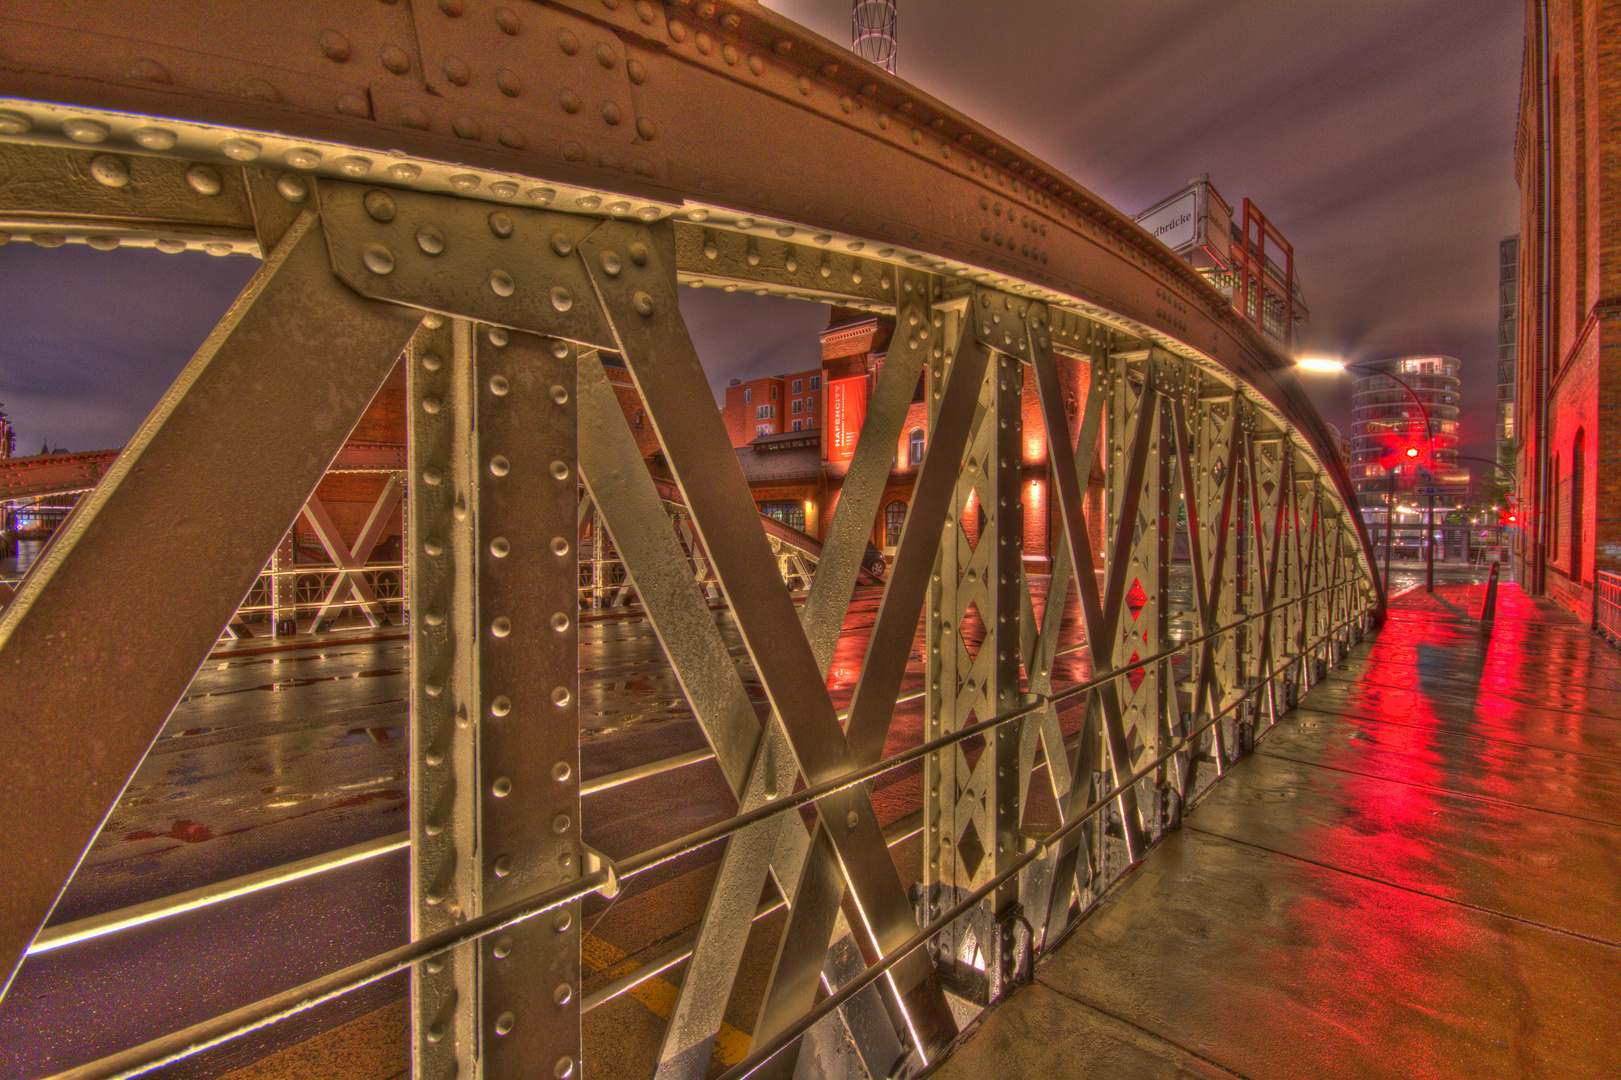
1296 356 1438 594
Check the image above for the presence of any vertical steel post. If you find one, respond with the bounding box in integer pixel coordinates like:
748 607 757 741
408 318 581 1080
1426 491 1436 593
1384 468 1395 599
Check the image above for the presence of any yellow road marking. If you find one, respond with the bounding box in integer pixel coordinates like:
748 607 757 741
582 934 754 1066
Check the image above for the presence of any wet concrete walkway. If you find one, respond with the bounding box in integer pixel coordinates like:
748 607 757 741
935 582 1621 1080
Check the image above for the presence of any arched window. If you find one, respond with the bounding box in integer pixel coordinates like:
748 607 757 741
908 428 926 465
1571 430 1585 582
884 499 907 547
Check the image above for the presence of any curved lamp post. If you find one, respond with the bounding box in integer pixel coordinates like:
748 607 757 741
1296 356 1438 594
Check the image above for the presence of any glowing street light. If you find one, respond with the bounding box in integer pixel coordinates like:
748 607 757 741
1295 354 1438 595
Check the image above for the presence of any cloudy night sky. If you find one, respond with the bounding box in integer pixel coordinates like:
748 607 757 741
0 0 1524 469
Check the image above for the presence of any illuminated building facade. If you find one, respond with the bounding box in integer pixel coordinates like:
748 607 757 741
1348 356 1470 546
1513 0 1619 621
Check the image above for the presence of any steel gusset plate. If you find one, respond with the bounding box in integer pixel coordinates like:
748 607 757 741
320 179 616 349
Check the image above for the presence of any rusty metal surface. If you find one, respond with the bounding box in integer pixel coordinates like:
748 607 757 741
933 583 1621 1079
0 0 1375 580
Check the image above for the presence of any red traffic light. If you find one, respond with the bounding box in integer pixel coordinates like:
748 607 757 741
1404 446 1420 459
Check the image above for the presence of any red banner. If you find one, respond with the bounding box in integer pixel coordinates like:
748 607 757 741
827 376 867 463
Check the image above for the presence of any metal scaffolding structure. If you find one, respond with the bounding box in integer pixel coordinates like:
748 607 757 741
0 3 1381 1077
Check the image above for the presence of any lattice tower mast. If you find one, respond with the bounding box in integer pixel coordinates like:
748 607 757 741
852 0 898 73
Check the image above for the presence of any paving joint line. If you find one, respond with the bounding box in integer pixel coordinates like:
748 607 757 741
1029 973 1253 1080
1287 703 1621 762
1252 746 1621 830
1180 824 1621 950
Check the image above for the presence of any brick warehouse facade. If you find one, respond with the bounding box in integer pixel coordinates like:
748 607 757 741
1512 0 1621 622
722 307 1105 570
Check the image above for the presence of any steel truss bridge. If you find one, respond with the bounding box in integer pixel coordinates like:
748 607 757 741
0 3 1380 1078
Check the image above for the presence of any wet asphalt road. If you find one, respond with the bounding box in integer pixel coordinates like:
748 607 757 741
0 579 1108 1078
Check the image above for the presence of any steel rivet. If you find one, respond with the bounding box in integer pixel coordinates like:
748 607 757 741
491 696 512 717
421 467 443 485
633 291 655 316
387 163 421 183
494 1012 515 1036
488 326 509 346
64 118 109 143
552 612 570 633
422 396 442 414
550 231 574 257
420 351 443 371
489 455 511 477
602 101 623 125
89 155 129 188
424 677 444 697
558 28 580 54
415 226 445 256
600 250 623 276
553 983 573 1005
627 242 650 267
551 536 570 556
494 936 514 959
320 29 352 61
492 776 512 798
284 147 322 169
550 460 570 481
491 617 512 639
846 811 859 830
488 375 510 397
493 855 512 877
489 269 516 297
131 126 175 149
559 850 574 869
86 236 119 251
552 761 572 782
596 42 617 67
554 909 572 932
555 1057 575 1079
443 55 471 85
550 286 574 312
576 194 601 210
423 610 445 627
552 686 572 708
362 243 395 275
449 173 480 191
0 110 31 135
152 239 184 253
424 748 444 767
361 190 396 222
424 537 445 556
184 164 223 196
221 137 261 161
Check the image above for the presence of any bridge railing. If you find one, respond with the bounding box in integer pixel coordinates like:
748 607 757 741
0 5 1381 1078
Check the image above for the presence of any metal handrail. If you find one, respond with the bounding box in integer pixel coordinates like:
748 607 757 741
50 580 1370 1080
1596 570 1621 643
715 610 1366 1080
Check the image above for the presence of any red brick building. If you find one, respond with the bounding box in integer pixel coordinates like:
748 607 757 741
721 367 824 446
1512 0 1621 621
724 308 1103 569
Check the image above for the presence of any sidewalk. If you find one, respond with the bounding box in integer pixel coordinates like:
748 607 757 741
932 582 1621 1079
